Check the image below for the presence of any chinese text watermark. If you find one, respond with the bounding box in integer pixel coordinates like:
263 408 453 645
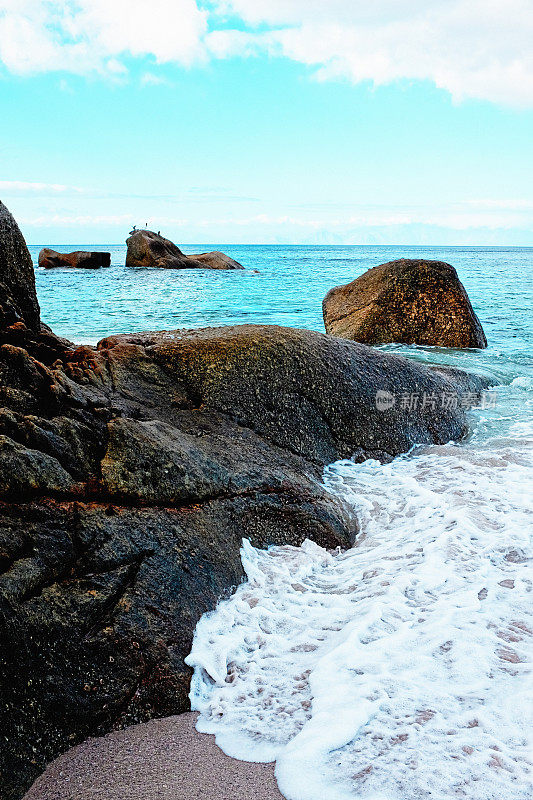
375 389 497 412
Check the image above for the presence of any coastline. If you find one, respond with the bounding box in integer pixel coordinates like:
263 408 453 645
1 201 531 800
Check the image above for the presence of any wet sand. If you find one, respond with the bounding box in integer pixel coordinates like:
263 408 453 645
24 712 284 800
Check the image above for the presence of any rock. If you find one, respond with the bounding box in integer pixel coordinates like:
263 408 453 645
0 200 40 332
186 251 244 270
323 258 487 348
125 229 187 269
96 325 487 465
125 230 243 269
38 249 111 269
0 434 76 495
0 201 490 799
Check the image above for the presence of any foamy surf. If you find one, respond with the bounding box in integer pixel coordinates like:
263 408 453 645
186 414 532 800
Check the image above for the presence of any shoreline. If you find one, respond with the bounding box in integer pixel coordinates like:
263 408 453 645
1 199 530 800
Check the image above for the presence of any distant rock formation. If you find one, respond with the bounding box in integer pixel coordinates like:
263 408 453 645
125 229 243 269
323 258 487 349
0 201 489 799
38 249 111 269
187 250 244 270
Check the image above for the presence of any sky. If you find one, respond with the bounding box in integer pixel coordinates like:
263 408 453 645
0 0 532 245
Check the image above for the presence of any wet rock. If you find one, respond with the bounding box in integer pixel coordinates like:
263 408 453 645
323 258 487 348
38 249 111 270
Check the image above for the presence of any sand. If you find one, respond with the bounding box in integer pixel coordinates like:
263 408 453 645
23 713 284 800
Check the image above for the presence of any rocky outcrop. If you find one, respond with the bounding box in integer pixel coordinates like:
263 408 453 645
186 250 243 270
125 230 243 270
1 202 489 799
125 229 187 269
0 201 40 332
38 249 111 270
323 258 487 348
96 325 487 465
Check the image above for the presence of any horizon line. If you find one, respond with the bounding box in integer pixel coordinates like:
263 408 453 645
27 242 533 249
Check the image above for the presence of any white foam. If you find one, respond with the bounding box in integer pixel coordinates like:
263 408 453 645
511 376 533 391
186 439 533 800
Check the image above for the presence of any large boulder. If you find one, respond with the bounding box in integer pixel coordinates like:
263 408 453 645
97 325 487 466
125 229 187 269
38 249 111 270
125 230 243 269
0 201 40 332
0 202 489 799
323 258 487 348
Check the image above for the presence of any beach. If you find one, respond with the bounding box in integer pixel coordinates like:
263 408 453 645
23 713 283 800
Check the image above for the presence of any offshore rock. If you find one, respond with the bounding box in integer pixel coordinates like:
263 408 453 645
323 258 487 348
186 250 244 270
38 249 111 270
125 230 243 269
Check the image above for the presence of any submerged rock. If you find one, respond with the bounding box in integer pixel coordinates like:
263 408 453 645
0 202 489 799
38 249 111 270
125 230 243 269
323 258 487 348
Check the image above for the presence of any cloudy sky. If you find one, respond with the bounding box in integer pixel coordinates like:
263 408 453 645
1 0 532 244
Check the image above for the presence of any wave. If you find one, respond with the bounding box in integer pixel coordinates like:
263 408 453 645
186 436 532 800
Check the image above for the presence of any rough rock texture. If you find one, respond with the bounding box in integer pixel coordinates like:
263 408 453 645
125 230 243 270
0 201 40 332
38 249 111 270
323 258 487 348
0 203 489 800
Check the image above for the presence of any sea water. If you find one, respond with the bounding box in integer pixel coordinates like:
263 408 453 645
30 244 533 800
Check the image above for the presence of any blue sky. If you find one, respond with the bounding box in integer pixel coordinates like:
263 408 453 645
0 1 532 245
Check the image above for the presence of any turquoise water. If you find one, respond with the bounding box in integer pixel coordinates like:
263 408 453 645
30 243 532 430
30 245 531 360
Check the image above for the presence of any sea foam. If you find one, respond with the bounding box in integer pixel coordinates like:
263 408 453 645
186 435 532 800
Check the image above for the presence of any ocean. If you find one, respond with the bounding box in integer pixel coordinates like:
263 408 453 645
31 244 532 800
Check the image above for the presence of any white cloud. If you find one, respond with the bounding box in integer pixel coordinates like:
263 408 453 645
140 71 172 87
0 1 531 105
459 198 533 211
218 0 533 106
19 212 137 226
0 0 207 77
17 204 533 231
